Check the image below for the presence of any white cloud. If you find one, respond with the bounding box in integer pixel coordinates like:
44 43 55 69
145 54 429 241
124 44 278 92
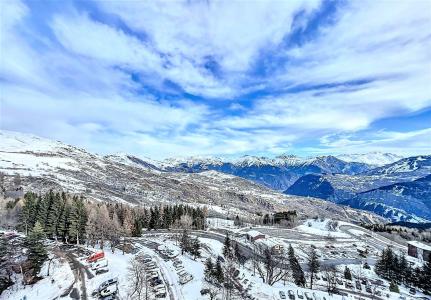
0 0 430 158
316 128 431 156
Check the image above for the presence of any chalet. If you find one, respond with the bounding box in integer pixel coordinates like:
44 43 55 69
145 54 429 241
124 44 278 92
407 241 431 262
246 230 265 242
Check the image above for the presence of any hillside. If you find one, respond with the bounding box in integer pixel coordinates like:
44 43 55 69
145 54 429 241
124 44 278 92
0 130 381 223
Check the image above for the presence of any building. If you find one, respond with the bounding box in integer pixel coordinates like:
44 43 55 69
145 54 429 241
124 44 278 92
407 241 431 262
246 230 265 242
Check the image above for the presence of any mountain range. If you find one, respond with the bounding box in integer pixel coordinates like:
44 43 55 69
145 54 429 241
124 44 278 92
0 130 381 224
1 130 429 223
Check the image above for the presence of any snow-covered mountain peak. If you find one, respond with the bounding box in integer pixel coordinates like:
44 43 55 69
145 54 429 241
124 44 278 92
162 156 224 167
0 130 67 153
336 152 403 166
231 155 275 167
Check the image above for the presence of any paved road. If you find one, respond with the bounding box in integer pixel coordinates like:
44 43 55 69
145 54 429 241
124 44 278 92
140 229 376 271
133 238 185 300
339 225 406 253
141 229 258 259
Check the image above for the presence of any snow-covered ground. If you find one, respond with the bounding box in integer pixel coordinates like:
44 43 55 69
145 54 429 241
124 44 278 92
1 257 74 300
2 218 429 300
296 219 350 238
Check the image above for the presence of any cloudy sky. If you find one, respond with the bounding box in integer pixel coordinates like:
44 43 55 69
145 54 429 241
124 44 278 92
1 0 430 159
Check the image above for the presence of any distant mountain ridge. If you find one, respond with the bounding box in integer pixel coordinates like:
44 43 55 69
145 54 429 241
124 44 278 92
131 154 374 191
285 156 431 222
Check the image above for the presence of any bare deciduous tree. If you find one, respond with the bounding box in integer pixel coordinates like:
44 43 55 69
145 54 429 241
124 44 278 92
127 257 149 300
323 266 338 295
255 248 289 286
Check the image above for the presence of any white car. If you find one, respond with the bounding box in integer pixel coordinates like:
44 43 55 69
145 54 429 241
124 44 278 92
297 290 304 299
100 284 117 297
179 274 193 284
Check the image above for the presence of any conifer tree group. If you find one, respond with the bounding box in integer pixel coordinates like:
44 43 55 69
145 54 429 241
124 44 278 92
19 190 208 247
375 246 431 293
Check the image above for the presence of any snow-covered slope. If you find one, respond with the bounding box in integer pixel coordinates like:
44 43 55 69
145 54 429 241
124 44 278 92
0 130 381 223
336 152 403 166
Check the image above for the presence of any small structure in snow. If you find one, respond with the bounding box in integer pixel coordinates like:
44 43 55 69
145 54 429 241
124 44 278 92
407 241 431 262
246 230 265 242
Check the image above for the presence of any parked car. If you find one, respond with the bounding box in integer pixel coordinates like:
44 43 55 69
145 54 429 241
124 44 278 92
87 251 105 263
355 280 361 290
288 290 295 299
297 290 304 299
100 284 117 297
279 291 286 299
409 288 416 295
365 286 372 293
179 274 193 284
336 278 343 285
95 267 109 275
98 278 118 292
304 292 313 300
91 258 108 271
312 292 321 300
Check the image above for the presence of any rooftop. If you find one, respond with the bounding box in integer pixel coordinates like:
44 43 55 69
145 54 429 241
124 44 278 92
408 241 431 251
246 230 264 238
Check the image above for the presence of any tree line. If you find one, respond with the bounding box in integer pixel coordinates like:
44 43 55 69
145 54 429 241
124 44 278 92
18 191 208 246
375 246 431 293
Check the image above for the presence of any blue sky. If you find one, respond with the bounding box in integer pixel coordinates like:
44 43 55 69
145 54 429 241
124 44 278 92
1 0 430 159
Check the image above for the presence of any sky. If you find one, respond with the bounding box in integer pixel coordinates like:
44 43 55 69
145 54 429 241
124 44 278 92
0 0 430 159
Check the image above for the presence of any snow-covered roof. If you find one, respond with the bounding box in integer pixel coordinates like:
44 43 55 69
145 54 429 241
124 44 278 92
408 241 431 251
246 230 264 238
257 238 282 248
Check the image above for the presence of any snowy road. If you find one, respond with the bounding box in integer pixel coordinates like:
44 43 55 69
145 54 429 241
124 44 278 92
133 239 186 300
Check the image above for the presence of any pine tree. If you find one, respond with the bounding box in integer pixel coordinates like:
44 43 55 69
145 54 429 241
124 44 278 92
234 215 241 226
344 266 352 280
398 253 408 283
180 229 190 255
223 233 233 259
57 201 71 242
288 244 305 287
26 221 48 276
234 242 243 265
69 196 87 245
132 217 142 237
307 246 320 289
214 259 224 284
420 256 431 293
148 207 156 230
389 280 399 293
20 192 37 235
191 237 201 259
0 236 7 259
204 258 214 279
